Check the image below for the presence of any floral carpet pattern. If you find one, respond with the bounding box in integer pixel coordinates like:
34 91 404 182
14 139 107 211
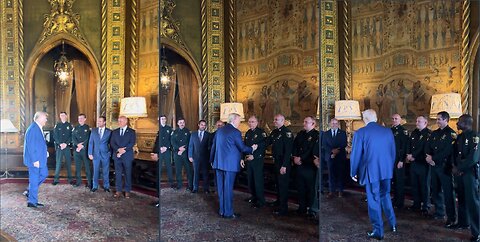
0 182 158 241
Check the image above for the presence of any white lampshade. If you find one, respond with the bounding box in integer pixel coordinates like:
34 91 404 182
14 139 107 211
0 119 19 133
430 93 462 119
335 100 362 120
120 97 148 118
220 103 245 122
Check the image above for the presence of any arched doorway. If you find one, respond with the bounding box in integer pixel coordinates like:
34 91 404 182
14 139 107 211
160 46 200 131
32 44 97 128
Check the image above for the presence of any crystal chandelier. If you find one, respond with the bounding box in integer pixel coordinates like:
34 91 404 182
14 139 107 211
160 45 175 90
54 41 73 89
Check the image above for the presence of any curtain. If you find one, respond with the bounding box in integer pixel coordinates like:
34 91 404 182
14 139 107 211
175 63 199 130
160 73 176 127
73 59 96 127
55 74 73 121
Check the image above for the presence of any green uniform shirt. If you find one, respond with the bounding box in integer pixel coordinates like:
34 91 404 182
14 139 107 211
407 128 431 164
244 127 267 160
391 125 409 164
72 124 91 151
426 125 456 169
267 125 294 167
292 129 319 169
454 130 480 173
171 128 190 154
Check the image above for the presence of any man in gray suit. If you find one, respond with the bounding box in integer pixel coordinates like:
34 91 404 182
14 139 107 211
188 120 212 193
88 116 112 192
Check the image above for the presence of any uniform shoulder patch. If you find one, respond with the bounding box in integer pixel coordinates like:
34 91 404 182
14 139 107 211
262 132 267 137
474 136 479 144
286 132 292 138
403 130 408 135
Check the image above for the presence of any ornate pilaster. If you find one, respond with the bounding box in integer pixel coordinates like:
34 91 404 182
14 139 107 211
104 0 126 127
320 0 340 129
129 0 139 97
460 0 470 114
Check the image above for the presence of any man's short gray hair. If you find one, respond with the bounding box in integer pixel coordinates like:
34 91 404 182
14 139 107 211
33 111 48 121
362 109 378 123
227 113 240 124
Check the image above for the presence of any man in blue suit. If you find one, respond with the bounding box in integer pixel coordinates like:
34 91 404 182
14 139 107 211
110 116 136 198
188 120 211 193
88 116 112 192
350 109 397 240
24 111 49 208
322 118 347 198
210 113 257 219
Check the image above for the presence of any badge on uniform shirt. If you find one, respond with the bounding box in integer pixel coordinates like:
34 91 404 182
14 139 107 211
465 139 469 145
67 126 70 130
254 134 258 139
403 130 408 135
171 132 174 136
84 129 88 132
394 132 398 136
451 132 457 139
185 132 188 136
167 130 169 133
277 134 282 139
308 136 312 141
286 132 292 138
441 134 446 140
262 132 266 137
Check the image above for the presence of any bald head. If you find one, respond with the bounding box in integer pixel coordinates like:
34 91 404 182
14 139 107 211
362 109 378 124
273 114 285 128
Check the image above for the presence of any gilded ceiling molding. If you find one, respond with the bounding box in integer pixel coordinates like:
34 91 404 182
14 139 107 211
160 0 187 50
129 0 139 97
39 0 87 45
460 0 470 114
100 0 107 115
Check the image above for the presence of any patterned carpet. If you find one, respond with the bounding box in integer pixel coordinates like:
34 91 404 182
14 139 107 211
0 182 159 242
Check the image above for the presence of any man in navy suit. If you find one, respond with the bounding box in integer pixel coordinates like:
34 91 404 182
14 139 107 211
88 116 112 192
110 116 136 198
210 113 257 219
188 120 211 193
322 118 347 198
24 111 49 208
350 109 396 240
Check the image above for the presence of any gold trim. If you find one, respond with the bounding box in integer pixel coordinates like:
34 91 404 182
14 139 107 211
100 0 107 115
129 0 139 97
18 0 25 133
227 0 235 102
201 0 208 120
460 0 470 114
342 0 351 100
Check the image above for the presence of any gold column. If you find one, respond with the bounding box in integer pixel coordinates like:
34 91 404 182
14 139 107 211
227 0 236 102
320 0 340 129
1 0 23 145
460 0 470 114
342 0 351 100
202 0 225 129
129 0 139 97
100 0 107 115
105 0 126 127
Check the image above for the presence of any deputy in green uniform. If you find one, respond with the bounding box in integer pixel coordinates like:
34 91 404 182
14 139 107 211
53 111 73 185
171 118 191 191
72 114 91 188
452 114 480 242
292 116 319 215
391 114 409 209
266 114 293 216
406 115 431 215
308 137 320 224
426 111 457 227
242 115 267 208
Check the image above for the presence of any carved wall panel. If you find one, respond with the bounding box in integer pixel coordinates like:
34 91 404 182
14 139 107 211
351 0 465 125
236 0 320 132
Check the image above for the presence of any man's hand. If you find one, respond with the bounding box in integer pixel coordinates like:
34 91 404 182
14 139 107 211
117 147 126 154
452 166 463 176
240 160 245 168
76 147 81 153
313 155 320 168
252 144 258 151
351 175 358 182
33 161 40 168
330 154 336 159
160 147 167 153
60 143 67 150
116 153 122 158
77 142 84 150
331 148 340 155
280 166 287 175
150 153 158 160
406 154 414 162
426 154 435 166
189 157 194 163
293 156 302 165
397 161 404 169
246 155 254 161
179 146 186 152
88 155 94 160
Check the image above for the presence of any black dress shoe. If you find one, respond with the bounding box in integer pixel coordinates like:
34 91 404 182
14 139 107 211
252 203 264 209
445 221 456 228
191 190 198 193
52 181 59 185
36 203 45 207
450 223 469 230
267 200 279 207
391 226 397 233
224 213 240 219
104 188 110 192
366 231 383 240
27 202 37 208
91 188 98 192
273 210 287 216
470 235 480 242
72 184 80 187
